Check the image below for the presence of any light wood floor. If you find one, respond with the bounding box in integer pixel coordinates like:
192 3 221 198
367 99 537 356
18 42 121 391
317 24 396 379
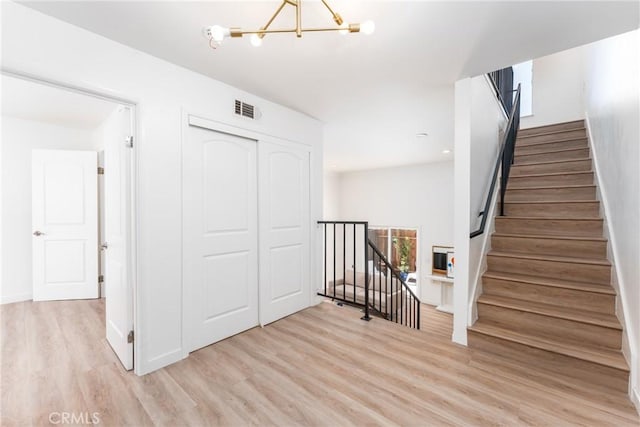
1 299 638 426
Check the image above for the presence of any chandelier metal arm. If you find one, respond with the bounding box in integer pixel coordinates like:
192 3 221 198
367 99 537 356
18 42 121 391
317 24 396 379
204 0 372 47
320 0 344 25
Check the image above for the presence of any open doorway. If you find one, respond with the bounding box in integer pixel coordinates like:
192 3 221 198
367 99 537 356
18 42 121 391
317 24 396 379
0 72 136 370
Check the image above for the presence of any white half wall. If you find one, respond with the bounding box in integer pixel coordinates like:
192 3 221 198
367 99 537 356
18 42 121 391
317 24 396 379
1 1 323 375
453 75 506 345
0 117 98 304
520 46 585 129
583 29 640 408
336 162 454 305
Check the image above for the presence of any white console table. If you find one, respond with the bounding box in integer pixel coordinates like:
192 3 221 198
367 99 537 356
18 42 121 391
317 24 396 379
427 274 454 314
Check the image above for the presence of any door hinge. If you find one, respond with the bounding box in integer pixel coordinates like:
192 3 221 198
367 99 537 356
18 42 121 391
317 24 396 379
125 136 133 148
127 330 134 344
97 167 104 175
98 275 104 283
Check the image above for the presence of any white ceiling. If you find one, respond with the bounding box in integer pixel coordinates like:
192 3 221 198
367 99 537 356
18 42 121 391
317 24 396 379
1 74 118 129
19 1 640 170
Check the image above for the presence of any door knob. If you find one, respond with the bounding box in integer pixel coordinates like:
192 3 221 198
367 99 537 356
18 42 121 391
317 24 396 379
101 242 109 250
33 230 45 236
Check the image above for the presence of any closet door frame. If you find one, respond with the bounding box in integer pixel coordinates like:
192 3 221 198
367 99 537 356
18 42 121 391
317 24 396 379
181 112 315 358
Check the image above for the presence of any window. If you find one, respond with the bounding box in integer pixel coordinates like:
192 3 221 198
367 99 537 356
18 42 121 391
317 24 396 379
369 227 419 292
513 60 533 117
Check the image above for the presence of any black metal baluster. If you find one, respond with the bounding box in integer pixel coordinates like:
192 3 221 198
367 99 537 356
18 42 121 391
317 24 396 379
362 223 370 321
400 278 403 325
385 262 389 319
323 223 327 296
353 224 356 304
372 250 376 310
333 223 336 299
342 223 346 301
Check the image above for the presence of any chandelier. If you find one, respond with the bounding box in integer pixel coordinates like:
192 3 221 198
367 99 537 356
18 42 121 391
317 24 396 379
203 0 375 48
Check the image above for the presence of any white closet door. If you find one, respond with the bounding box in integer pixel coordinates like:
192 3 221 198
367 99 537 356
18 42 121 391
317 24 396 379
32 149 98 301
183 125 259 352
259 142 311 325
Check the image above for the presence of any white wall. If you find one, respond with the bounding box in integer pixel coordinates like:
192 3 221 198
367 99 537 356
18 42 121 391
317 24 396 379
323 171 341 219
1 2 323 375
582 29 640 408
453 75 506 344
336 162 454 305
0 117 98 303
520 47 585 129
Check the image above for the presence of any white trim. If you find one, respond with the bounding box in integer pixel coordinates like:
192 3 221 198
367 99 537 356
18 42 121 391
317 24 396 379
632 387 640 415
0 293 33 305
467 183 499 325
585 113 638 405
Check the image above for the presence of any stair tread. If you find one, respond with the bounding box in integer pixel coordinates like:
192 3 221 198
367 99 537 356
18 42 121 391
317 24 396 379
496 216 602 221
509 171 593 178
477 294 621 329
501 200 599 204
519 120 584 133
513 158 591 167
483 271 616 294
517 127 586 139
516 136 589 148
469 321 628 371
492 232 606 242
515 146 589 157
506 184 595 190
488 250 610 266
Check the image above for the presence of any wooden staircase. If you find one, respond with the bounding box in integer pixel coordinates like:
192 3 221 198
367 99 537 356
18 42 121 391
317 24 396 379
468 119 630 393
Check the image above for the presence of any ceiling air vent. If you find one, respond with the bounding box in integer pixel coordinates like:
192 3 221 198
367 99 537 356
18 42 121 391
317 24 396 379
234 99 258 120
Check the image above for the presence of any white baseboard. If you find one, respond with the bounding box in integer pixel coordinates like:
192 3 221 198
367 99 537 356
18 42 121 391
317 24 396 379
632 386 640 415
0 293 32 305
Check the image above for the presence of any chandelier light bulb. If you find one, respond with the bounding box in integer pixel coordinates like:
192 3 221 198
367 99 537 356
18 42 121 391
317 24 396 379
250 34 263 47
209 25 230 44
360 20 375 35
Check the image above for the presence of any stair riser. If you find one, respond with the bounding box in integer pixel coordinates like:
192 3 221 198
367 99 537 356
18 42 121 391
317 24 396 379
517 129 586 145
508 172 594 188
468 330 628 393
514 139 588 155
482 277 615 314
495 218 603 237
515 148 590 164
500 202 600 218
477 304 621 349
504 187 595 202
510 159 592 176
518 121 584 137
491 235 607 258
487 255 610 285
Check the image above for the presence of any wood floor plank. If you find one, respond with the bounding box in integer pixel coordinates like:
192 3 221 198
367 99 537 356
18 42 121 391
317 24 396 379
1 299 638 426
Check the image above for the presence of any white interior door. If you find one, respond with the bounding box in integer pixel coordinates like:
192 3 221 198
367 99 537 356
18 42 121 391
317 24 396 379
104 106 134 370
32 149 98 301
183 124 259 352
259 141 311 325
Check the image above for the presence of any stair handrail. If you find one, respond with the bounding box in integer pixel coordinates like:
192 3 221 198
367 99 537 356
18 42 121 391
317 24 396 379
367 238 421 329
470 82 521 238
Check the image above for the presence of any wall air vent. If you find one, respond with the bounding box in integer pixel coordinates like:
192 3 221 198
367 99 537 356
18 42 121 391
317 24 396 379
234 99 259 120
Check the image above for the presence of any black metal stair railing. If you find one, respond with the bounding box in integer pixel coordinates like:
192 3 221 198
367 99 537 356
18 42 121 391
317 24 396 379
367 238 420 329
470 81 521 238
317 220 420 329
